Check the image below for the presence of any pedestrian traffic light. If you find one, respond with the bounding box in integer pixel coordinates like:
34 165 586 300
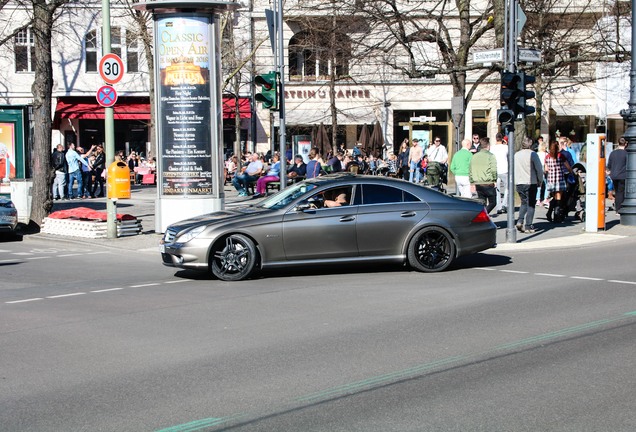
497 108 515 131
254 72 278 110
518 72 536 117
500 71 521 113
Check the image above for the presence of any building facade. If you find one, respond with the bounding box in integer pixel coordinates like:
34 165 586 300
0 0 629 180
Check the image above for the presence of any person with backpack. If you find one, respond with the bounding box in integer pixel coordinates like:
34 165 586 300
51 144 67 200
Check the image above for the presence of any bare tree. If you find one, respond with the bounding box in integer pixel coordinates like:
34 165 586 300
30 0 70 227
338 0 500 140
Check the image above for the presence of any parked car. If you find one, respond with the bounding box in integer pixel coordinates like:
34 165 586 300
0 197 18 234
160 174 496 281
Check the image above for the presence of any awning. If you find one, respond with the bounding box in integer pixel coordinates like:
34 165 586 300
54 97 151 125
222 96 251 119
54 96 251 127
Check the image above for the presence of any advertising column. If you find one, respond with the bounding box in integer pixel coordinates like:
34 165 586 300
155 14 223 232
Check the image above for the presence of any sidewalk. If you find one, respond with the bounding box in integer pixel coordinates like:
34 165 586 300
31 183 636 253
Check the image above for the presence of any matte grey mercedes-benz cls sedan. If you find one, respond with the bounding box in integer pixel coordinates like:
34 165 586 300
161 174 496 281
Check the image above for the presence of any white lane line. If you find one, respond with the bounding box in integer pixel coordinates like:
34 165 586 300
129 283 160 288
0 259 21 264
535 273 566 278
475 267 497 271
90 288 124 293
11 252 33 256
570 276 604 281
27 256 51 260
46 292 86 299
164 280 192 284
5 298 43 304
608 280 636 285
500 270 529 274
85 251 110 255
57 253 83 258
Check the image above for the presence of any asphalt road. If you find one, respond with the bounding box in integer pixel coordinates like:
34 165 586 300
1 235 635 431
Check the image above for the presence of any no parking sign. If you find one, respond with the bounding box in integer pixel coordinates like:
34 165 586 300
96 85 118 107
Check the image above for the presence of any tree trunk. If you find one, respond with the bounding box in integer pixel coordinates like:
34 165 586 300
29 0 54 228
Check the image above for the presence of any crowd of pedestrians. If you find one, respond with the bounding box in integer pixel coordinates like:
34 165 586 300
50 143 154 200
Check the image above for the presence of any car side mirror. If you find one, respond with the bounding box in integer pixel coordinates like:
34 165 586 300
295 203 311 212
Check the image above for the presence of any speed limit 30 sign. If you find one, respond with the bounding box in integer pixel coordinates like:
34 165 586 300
99 53 124 85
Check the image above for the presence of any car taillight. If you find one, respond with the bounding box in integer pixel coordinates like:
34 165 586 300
471 209 491 223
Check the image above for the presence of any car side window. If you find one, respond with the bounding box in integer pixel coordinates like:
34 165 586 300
301 185 353 209
362 185 420 204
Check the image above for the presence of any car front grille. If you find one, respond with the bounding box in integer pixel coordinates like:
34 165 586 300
164 228 177 243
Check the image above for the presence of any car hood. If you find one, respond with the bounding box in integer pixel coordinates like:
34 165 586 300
167 206 271 232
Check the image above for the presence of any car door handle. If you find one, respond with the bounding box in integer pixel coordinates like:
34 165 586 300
401 211 416 217
339 216 356 222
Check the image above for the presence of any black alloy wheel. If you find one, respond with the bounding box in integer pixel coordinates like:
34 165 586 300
211 234 259 281
407 227 456 272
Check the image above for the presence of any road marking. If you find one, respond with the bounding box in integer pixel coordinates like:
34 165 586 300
475 267 496 271
535 273 566 278
570 276 603 281
130 283 160 288
608 279 636 285
91 288 124 293
57 253 83 258
27 256 51 260
11 252 33 256
46 292 86 299
500 270 529 274
164 280 192 284
5 298 43 304
0 259 21 264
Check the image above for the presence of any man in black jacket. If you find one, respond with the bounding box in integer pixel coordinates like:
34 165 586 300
51 144 67 200
607 137 628 213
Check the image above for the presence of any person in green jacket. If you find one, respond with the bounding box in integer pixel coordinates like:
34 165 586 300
450 138 473 197
469 137 498 214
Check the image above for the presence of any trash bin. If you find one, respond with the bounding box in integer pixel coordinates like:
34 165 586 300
107 161 131 199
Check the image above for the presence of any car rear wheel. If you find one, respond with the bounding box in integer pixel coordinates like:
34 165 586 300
211 234 259 281
407 227 456 272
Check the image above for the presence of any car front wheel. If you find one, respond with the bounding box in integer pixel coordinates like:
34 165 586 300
407 227 456 272
211 234 259 281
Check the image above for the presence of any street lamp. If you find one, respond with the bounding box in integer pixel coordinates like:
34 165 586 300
619 0 636 225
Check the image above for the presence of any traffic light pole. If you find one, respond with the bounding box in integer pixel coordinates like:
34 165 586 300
504 0 517 243
276 0 287 189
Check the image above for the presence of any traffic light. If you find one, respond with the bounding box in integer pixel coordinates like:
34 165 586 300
518 72 536 117
254 72 278 110
497 108 515 130
500 71 521 113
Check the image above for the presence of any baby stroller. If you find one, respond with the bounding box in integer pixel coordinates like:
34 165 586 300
568 163 586 221
425 161 447 193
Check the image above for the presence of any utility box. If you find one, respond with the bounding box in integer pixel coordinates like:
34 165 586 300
107 161 131 199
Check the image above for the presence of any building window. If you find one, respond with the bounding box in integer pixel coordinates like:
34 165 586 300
84 27 140 73
85 30 98 72
288 30 350 81
126 29 139 73
569 45 579 77
15 28 35 72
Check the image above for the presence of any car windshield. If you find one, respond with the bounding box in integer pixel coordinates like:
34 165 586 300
257 181 318 210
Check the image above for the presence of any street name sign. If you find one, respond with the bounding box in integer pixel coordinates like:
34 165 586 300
96 85 118 107
473 49 503 64
99 53 125 85
518 48 542 63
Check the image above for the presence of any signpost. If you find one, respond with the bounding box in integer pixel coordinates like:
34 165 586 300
99 53 125 85
96 85 118 107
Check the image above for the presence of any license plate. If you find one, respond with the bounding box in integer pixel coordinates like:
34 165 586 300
159 244 166 253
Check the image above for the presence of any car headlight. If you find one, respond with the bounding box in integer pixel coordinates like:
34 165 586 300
175 225 206 243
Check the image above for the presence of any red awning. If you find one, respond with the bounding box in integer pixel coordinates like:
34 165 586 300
54 97 151 124
222 96 251 119
54 96 251 126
